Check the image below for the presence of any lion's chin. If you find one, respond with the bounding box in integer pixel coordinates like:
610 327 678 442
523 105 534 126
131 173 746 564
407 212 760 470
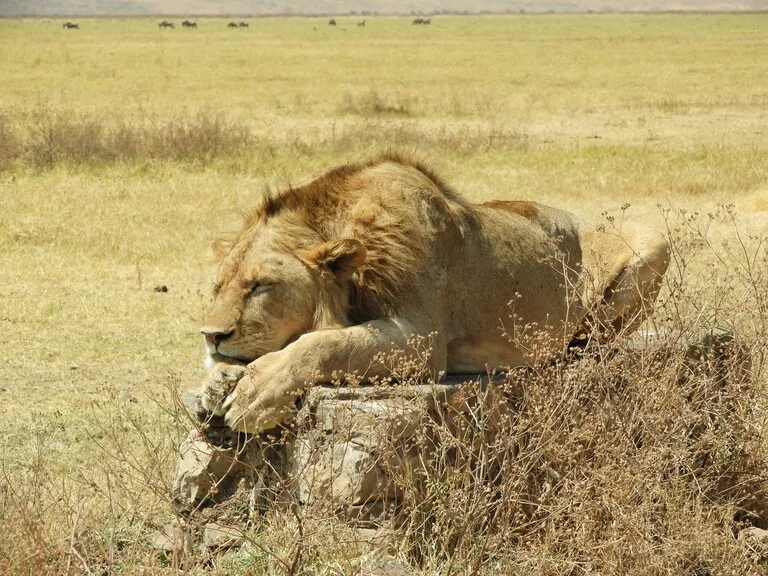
203 351 254 370
202 334 304 370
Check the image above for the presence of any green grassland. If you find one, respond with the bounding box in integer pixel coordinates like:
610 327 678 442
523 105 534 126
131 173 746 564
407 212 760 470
1 14 767 574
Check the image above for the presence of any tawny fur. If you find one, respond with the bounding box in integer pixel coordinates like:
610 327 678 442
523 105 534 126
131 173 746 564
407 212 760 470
200 154 670 434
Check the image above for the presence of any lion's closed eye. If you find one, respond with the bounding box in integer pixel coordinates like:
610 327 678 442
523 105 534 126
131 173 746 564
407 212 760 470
251 284 274 297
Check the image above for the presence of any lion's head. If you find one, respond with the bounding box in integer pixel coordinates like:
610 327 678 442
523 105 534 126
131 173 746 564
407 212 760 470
201 215 367 368
201 155 474 369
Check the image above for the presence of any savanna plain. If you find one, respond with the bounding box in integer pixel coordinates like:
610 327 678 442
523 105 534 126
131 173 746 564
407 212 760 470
1 13 768 575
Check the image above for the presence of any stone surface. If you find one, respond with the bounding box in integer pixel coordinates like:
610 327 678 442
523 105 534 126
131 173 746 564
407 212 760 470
171 391 287 517
173 377 514 522
739 527 768 562
288 382 485 513
184 389 215 423
291 394 427 509
172 390 280 512
624 329 666 350
203 522 244 550
148 520 193 554
148 527 175 552
171 429 243 511
362 555 413 576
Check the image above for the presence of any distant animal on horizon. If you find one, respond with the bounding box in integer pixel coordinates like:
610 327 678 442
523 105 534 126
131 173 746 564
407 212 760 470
328 18 337 26
228 22 239 28
182 20 197 28
238 21 249 28
62 21 79 29
358 19 366 27
412 18 424 24
158 20 174 29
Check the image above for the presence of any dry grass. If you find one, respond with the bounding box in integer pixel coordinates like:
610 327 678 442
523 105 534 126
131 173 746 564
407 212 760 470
0 107 252 168
1 13 767 575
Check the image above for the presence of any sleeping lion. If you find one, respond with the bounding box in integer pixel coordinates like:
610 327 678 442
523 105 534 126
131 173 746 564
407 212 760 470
200 154 670 433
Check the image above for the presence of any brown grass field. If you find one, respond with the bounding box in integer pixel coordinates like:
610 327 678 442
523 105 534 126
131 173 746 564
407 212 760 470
1 13 767 575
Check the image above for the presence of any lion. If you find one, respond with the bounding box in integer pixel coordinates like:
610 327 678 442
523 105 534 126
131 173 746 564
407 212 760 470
200 154 670 434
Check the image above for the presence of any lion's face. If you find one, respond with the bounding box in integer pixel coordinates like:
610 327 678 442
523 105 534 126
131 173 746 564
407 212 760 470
201 222 366 369
201 236 317 368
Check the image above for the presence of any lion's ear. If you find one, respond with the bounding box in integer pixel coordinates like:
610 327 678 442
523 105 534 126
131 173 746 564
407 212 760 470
212 239 233 259
299 238 366 281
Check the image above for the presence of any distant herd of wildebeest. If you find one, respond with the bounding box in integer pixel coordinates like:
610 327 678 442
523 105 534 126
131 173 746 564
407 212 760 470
60 17 434 30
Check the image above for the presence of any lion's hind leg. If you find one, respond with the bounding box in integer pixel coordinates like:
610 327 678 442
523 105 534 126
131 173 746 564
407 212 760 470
574 223 670 352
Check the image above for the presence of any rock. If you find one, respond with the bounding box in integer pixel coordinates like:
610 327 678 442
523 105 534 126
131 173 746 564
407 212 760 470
312 392 427 441
291 387 441 511
344 501 399 527
171 429 243 511
183 389 203 411
362 555 412 576
172 378 500 524
624 329 666 350
149 528 175 552
148 520 193 554
291 435 398 508
184 389 214 423
739 526 768 562
203 522 244 550
170 419 283 517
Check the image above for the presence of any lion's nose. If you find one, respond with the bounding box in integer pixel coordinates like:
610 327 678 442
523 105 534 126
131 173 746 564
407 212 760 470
201 326 234 346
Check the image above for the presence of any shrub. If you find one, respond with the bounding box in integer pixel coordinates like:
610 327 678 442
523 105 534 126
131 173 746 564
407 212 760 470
8 106 254 169
0 113 21 170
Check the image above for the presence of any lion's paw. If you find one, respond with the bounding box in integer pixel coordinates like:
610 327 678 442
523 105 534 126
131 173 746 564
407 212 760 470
221 352 305 434
224 393 295 435
200 362 246 416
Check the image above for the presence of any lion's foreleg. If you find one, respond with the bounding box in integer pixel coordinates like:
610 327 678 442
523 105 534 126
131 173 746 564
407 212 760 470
224 318 444 434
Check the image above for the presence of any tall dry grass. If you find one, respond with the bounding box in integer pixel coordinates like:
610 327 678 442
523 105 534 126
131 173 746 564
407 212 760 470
0 107 253 169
